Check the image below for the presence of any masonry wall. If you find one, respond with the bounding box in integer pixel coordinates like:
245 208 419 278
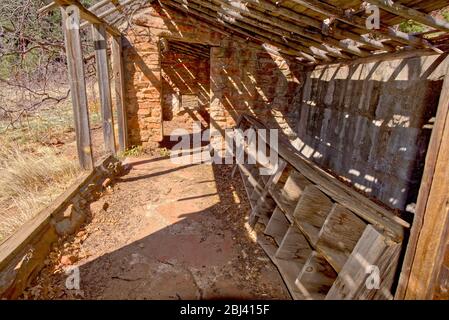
161 50 210 132
122 3 303 148
295 56 449 211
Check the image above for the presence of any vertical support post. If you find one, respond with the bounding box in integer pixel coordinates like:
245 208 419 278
92 23 116 155
61 5 93 170
111 35 128 152
397 66 449 299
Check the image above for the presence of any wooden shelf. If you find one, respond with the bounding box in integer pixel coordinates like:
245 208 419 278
292 185 333 246
295 251 337 300
316 204 367 273
265 207 290 245
258 235 305 300
232 114 409 300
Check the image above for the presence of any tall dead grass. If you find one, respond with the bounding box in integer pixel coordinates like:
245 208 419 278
0 144 81 242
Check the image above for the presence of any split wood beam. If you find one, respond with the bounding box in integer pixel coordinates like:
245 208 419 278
80 0 137 29
245 0 394 52
92 24 117 155
61 6 94 170
55 0 121 36
111 35 129 153
365 0 449 33
165 0 319 63
208 0 361 58
289 0 438 51
38 1 58 15
396 61 449 300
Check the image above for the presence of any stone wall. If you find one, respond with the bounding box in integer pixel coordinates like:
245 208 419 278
122 3 223 147
161 50 210 133
122 3 303 147
295 55 449 211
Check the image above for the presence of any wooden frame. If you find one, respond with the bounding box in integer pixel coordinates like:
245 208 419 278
54 0 129 168
92 23 117 155
396 62 449 300
61 5 94 170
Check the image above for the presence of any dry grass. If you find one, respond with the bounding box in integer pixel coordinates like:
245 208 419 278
0 144 81 242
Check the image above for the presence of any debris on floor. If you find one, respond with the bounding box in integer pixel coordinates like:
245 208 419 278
22 155 290 300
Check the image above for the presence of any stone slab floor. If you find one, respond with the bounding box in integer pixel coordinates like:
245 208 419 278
24 152 290 300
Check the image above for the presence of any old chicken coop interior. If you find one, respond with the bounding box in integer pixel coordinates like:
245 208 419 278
1 0 449 300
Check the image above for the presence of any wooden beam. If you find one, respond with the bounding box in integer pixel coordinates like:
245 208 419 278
80 0 136 29
208 0 360 58
61 6 93 170
55 0 121 36
92 24 116 155
165 0 319 63
221 0 367 58
38 1 58 15
289 0 437 50
365 0 449 33
111 35 129 153
398 63 449 300
245 0 394 52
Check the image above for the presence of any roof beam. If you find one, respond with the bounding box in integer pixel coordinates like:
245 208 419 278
80 0 136 28
289 0 439 51
364 0 449 33
187 0 342 59
209 0 362 58
171 0 332 62
38 1 58 15
245 0 394 52
162 0 318 63
54 0 121 36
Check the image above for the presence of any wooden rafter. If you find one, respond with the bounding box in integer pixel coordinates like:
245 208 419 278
208 0 361 59
163 0 320 63
39 0 448 65
365 0 449 33
288 0 440 52
54 0 121 36
80 0 136 28
181 0 336 60
244 0 394 52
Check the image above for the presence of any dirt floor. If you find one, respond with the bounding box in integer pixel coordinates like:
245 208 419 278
23 148 290 300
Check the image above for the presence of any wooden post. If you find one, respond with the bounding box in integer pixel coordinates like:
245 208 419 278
397 65 449 299
111 35 128 153
61 5 93 170
92 23 116 155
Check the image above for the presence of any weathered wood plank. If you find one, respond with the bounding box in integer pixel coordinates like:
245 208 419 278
249 159 287 226
268 167 312 220
265 207 290 245
276 225 312 267
111 35 128 153
242 114 408 242
325 225 399 300
55 0 121 36
365 0 449 32
61 6 93 170
92 23 116 155
403 64 449 299
258 235 304 300
295 251 337 300
316 204 367 272
293 185 333 246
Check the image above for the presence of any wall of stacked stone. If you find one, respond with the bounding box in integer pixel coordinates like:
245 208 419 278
161 50 210 132
122 3 304 147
